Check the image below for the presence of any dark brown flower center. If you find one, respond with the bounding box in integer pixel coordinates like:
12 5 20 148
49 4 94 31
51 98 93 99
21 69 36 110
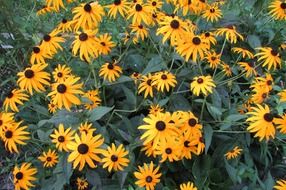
152 13 157 18
57 72 63 77
200 137 204 142
210 8 215 13
271 50 278 56
111 155 118 162
170 19 180 29
205 32 210 37
264 113 273 122
114 0 121 5
78 143 89 154
15 172 23 180
84 3 92 12
147 79 152 86
192 37 201 45
7 91 13 99
155 121 166 131
184 140 190 147
58 135 65 142
24 69 34 79
248 62 254 67
211 56 216 61
138 25 143 29
57 84 67 93
107 63 114 70
188 118 197 127
165 148 172 154
5 130 13 138
281 2 286 9
145 176 153 183
33 47 40 53
62 18 67 23
100 42 106 46
266 80 272 85
152 1 157 6
79 33 88 41
135 4 143 11
226 25 234 29
197 78 204 84
133 72 139 77
262 93 267 99
188 0 192 5
0 120 2 126
43 34 51 42
46 157 52 162
80 182 84 186
161 74 167 80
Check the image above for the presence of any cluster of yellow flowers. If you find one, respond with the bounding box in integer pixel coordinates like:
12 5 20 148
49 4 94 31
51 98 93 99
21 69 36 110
1 0 286 189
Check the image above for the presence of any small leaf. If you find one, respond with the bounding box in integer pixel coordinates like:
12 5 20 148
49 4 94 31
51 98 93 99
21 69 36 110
204 125 213 154
89 106 114 121
247 35 261 49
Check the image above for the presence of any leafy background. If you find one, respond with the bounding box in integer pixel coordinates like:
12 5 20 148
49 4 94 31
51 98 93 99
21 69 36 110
0 0 286 189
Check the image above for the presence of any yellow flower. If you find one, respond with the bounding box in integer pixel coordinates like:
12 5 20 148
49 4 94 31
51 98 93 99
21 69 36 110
56 18 73 33
127 3 152 25
76 177 89 190
17 63 50 95
180 182 198 190
246 104 275 141
48 76 84 111
30 46 52 65
221 62 232 77
232 47 254 59
134 162 162 190
278 89 286 102
0 112 15 135
99 62 123 82
50 124 75 152
202 5 222 22
205 51 221 69
3 89 29 112
105 0 130 18
255 47 281 70
216 26 244 44
224 146 243 160
40 29 65 56
38 149 59 167
201 31 217 49
141 141 156 157
72 2 105 31
274 114 286 134
269 0 286 20
13 162 37 190
67 132 104 171
78 122 96 135
45 0 64 11
152 71 177 92
2 121 30 153
138 73 155 98
178 132 198 159
95 33 116 55
190 75 216 96
48 102 58 113
83 90 101 110
52 64 72 82
180 111 202 137
250 73 273 92
130 23 149 41
37 6 55 16
154 137 181 162
251 87 269 104
149 104 164 116
101 143 130 172
238 62 257 78
274 179 286 190
130 72 142 83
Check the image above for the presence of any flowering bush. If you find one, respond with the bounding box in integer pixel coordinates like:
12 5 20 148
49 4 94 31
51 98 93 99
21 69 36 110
0 0 286 189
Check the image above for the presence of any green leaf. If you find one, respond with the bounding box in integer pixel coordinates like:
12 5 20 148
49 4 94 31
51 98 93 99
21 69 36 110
206 103 222 120
247 35 261 50
224 159 237 183
86 169 102 187
204 125 213 154
89 106 114 121
117 171 128 189
142 56 166 74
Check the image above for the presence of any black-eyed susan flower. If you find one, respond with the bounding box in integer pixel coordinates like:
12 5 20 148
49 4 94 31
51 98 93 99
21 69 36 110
190 135 205 155
83 89 101 110
3 89 29 112
251 87 269 104
52 64 72 82
40 29 65 56
17 63 50 95
134 162 161 190
255 47 281 70
95 34 116 55
201 31 217 49
56 18 73 33
138 73 155 98
141 142 156 157
180 111 202 136
251 73 273 92
149 104 163 116
246 104 275 141
99 62 123 82
178 132 197 159
72 2 105 31
205 51 221 69
36 5 55 16
13 162 37 190
176 33 208 62
157 16 188 46
106 0 130 18
67 132 104 171
221 62 232 77
76 177 88 190
131 72 142 83
30 46 51 65
130 23 149 41
50 124 75 152
72 30 98 63
138 112 180 148
146 0 163 11
232 47 254 59
196 0 208 11
238 61 257 78
127 3 152 25
216 26 244 44
38 149 59 167
101 143 130 172
269 0 286 20
278 90 286 102
224 146 242 160
2 121 30 153
190 75 216 96
274 114 286 134
78 122 96 135
152 71 177 92
274 179 286 190
154 137 181 162
48 102 58 113
46 0 64 11
177 0 200 16
48 76 84 111
180 182 198 190
0 112 14 135
202 4 222 22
